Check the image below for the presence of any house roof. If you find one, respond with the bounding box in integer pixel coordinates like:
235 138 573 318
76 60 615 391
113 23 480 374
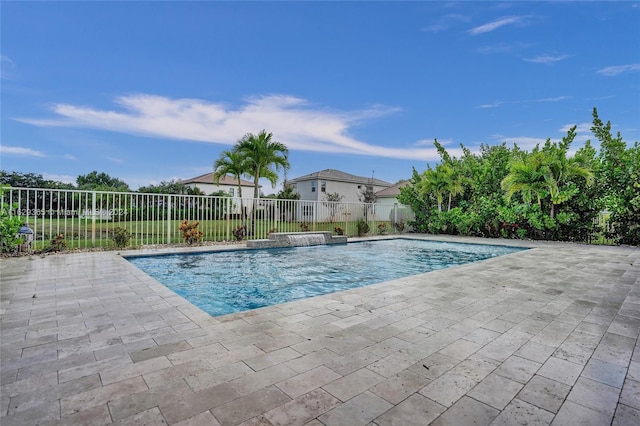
181 172 255 187
375 180 410 198
289 169 392 187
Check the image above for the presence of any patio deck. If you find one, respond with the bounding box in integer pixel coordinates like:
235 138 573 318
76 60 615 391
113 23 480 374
1 236 639 425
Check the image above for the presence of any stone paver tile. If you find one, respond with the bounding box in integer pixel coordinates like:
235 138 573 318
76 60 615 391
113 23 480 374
370 369 432 405
324 349 378 376
100 356 172 386
620 378 640 410
419 372 477 407
468 373 524 410
550 400 612 426
537 356 583 386
212 386 291 426
408 352 459 380
450 354 500 382
244 347 302 371
185 362 254 392
493 355 541 384
160 383 240 424
113 407 168 425
395 326 436 343
129 340 192 363
173 410 221 426
143 359 212 389
166 342 229 365
1 400 60 426
462 328 502 346
592 332 636 367
229 364 298 396
517 375 571 413
489 398 554 426
483 319 517 333
60 376 148 417
612 403 640 426
431 396 500 426
366 351 419 378
476 330 530 362
276 366 342 399
567 377 620 416
530 321 576 347
515 341 556 364
608 315 640 339
581 358 627 389
8 374 101 416
322 367 384 402
374 393 446 426
108 380 193 421
0 371 59 398
284 348 339 374
318 391 392 426
263 388 340 426
366 337 411 358
438 339 482 361
628 360 640 381
53 404 112 426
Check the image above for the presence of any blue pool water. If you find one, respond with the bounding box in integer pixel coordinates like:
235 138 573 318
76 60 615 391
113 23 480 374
128 239 526 317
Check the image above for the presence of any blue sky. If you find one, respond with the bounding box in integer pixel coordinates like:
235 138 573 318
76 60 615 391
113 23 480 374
2 1 639 192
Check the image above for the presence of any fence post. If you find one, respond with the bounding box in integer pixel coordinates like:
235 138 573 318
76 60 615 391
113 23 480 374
226 197 230 241
91 191 96 246
167 195 172 244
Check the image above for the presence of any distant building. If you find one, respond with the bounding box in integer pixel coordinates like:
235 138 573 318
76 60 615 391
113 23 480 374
375 180 410 207
288 169 392 203
181 172 256 197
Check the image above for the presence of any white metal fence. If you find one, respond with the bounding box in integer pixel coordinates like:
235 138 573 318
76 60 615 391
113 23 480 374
1 187 414 250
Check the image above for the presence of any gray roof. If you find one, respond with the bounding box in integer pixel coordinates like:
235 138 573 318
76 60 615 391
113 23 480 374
181 172 254 187
375 180 410 197
289 169 392 187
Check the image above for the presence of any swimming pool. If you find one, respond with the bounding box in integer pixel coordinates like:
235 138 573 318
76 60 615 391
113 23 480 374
128 238 526 317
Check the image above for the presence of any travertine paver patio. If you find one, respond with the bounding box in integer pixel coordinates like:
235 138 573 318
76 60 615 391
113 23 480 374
1 235 639 425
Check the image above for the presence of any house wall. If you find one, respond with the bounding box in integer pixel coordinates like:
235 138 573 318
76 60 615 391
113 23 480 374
294 179 388 203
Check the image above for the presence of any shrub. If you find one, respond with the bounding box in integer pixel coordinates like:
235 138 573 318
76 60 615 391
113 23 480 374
0 186 23 253
232 225 246 241
111 227 131 248
46 234 67 252
334 226 344 235
394 221 405 234
300 222 310 232
356 219 369 237
178 220 203 244
377 223 388 235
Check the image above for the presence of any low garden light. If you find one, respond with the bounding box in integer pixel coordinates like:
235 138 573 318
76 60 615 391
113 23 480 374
17 223 33 252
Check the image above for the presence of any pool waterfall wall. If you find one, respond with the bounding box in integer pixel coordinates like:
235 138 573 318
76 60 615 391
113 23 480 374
246 231 347 248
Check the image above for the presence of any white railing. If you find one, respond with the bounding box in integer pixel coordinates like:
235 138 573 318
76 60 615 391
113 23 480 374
1 187 413 250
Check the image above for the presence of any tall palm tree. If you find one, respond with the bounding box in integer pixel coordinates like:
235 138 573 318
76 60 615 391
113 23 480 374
213 149 250 225
501 153 548 208
236 130 290 234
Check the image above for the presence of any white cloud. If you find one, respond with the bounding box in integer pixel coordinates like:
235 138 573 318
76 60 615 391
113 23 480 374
537 96 570 103
477 96 569 109
422 14 470 33
0 145 46 157
524 54 570 64
476 101 504 109
468 16 523 35
0 55 16 79
492 135 549 150
596 64 640 76
107 156 124 164
15 93 452 161
42 173 76 184
63 154 77 160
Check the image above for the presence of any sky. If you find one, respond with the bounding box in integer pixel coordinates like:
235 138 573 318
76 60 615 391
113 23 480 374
1 1 639 193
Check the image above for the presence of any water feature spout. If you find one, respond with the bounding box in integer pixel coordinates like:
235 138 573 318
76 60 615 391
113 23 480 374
246 231 347 249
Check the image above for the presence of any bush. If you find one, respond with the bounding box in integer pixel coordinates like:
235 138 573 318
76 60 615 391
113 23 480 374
394 221 405 234
0 186 23 253
46 234 67 252
178 220 203 244
334 226 344 235
111 227 131 248
300 222 310 232
377 223 388 235
233 225 246 241
356 219 369 237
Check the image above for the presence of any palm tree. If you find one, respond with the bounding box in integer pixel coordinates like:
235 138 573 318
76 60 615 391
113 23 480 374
418 166 447 212
213 149 250 226
501 153 548 208
236 130 290 234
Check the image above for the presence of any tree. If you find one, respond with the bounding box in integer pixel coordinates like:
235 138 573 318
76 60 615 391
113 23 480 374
138 179 190 194
236 130 290 234
76 171 130 192
323 192 344 222
0 170 74 189
213 149 250 226
418 165 451 212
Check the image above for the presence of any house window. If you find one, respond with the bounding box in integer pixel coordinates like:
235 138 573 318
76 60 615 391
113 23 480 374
229 188 234 197
311 181 316 192
321 181 326 193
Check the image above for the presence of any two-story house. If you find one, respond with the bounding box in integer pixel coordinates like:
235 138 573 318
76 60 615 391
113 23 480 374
288 169 392 203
